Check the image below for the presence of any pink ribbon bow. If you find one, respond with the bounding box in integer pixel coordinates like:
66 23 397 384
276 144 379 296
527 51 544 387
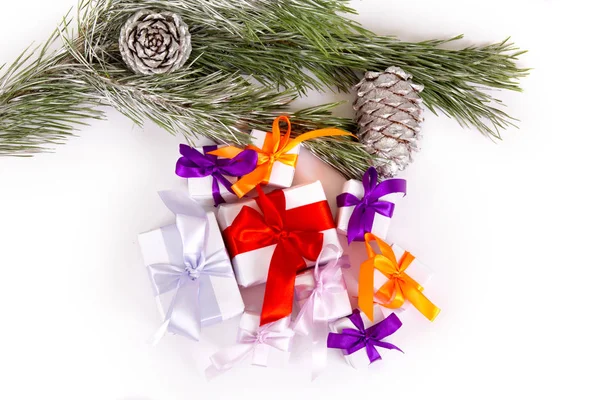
206 314 294 379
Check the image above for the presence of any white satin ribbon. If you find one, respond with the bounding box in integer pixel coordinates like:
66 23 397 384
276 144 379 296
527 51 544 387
292 244 349 380
149 191 233 344
206 315 294 379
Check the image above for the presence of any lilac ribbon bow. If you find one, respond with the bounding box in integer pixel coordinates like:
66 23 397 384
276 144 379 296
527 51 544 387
206 314 294 379
176 144 258 206
327 309 403 363
336 167 406 243
148 191 234 344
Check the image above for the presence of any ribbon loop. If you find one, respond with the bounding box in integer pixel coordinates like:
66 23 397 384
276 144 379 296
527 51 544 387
327 309 403 364
358 233 440 322
337 167 407 244
176 144 258 206
147 191 234 342
209 116 353 197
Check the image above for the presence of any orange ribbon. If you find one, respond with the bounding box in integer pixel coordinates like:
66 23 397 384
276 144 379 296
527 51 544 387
209 116 353 197
358 233 440 322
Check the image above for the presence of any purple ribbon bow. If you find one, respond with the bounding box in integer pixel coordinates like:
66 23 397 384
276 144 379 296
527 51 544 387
336 167 406 243
176 144 258 206
327 309 403 363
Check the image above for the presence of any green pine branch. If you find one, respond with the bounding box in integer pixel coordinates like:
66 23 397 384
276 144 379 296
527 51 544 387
0 0 528 179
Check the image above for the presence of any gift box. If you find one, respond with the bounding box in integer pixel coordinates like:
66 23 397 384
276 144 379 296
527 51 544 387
328 306 403 369
336 167 406 243
206 312 293 378
358 233 440 322
294 262 352 322
176 144 258 207
217 181 341 288
372 243 432 308
248 128 300 189
207 116 351 199
138 192 245 341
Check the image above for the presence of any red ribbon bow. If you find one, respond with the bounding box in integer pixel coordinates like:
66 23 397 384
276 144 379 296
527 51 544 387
223 186 335 325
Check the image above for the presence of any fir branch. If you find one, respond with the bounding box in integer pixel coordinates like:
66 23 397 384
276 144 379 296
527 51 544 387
0 29 103 155
0 0 528 177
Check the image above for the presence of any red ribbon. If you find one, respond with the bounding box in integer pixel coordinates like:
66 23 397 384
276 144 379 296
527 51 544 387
223 186 335 325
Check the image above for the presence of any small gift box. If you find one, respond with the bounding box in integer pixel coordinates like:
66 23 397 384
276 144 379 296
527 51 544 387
328 307 403 369
138 191 245 341
217 180 342 326
246 127 300 190
336 167 406 243
208 116 351 198
293 244 353 379
358 233 440 322
294 245 352 322
206 312 294 378
176 144 258 206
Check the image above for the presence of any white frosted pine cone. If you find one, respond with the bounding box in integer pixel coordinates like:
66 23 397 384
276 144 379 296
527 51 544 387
354 67 425 178
119 10 192 75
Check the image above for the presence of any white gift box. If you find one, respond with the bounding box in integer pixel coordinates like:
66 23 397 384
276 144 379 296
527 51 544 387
206 312 293 378
294 269 352 322
216 181 342 287
250 128 300 189
186 145 239 206
336 178 404 240
138 211 245 331
329 306 402 369
373 243 433 312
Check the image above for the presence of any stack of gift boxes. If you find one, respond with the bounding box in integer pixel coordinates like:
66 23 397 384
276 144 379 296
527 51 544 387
138 116 440 379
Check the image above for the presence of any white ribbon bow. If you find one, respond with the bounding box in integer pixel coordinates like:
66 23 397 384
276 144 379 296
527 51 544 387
148 191 233 344
206 315 294 379
292 243 349 380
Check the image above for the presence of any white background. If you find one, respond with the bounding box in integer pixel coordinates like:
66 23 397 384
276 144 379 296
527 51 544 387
1 0 599 399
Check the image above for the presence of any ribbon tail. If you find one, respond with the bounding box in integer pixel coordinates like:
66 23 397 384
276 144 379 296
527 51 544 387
149 318 171 346
260 241 301 325
358 258 376 321
346 205 366 244
207 146 244 159
404 283 441 321
211 175 226 206
230 165 270 197
366 343 382 364
280 128 353 154
311 318 328 381
205 343 255 380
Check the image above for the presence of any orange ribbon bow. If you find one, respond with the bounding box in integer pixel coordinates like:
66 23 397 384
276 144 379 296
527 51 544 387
209 116 352 197
358 233 440 322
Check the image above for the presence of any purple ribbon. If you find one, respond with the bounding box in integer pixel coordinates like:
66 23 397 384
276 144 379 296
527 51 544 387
176 144 258 206
336 167 406 243
327 309 403 363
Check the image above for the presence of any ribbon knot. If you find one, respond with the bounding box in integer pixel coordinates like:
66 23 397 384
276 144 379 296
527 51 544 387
327 309 403 364
176 144 258 206
209 116 353 197
358 233 440 322
337 167 406 244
